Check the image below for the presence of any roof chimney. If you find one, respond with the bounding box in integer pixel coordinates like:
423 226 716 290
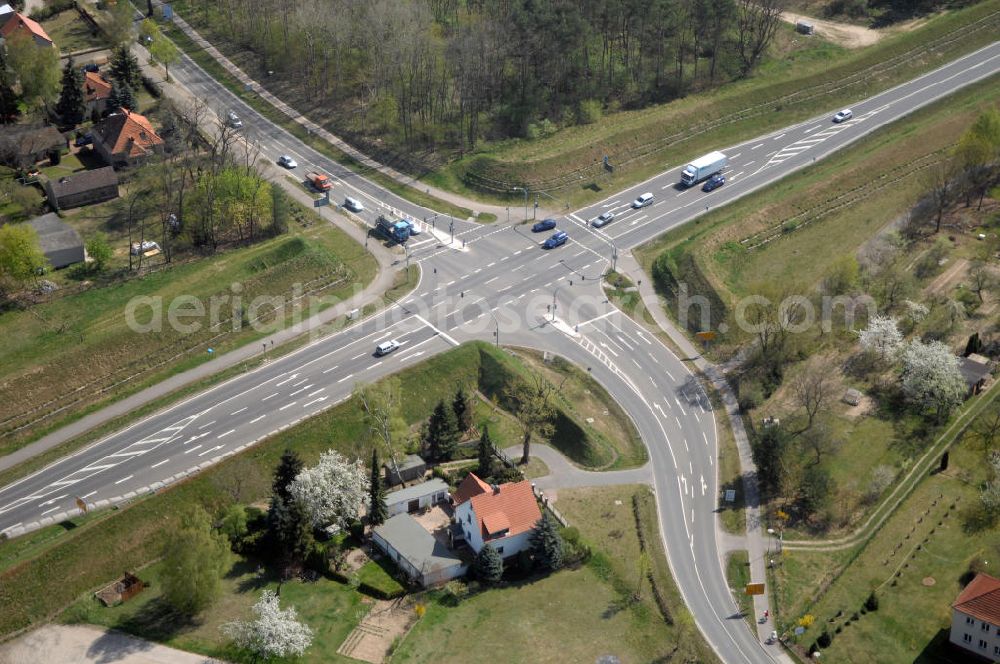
491 484 500 494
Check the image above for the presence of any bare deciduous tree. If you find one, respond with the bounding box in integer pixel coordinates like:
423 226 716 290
735 0 785 77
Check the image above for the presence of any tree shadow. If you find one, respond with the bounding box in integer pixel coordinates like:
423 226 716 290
85 627 157 664
232 557 278 594
109 596 202 644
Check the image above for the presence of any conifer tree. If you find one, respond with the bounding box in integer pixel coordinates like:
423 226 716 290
474 543 503 584
56 56 85 126
529 515 564 571
368 448 388 527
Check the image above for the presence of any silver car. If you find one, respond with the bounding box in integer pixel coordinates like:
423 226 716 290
592 211 615 228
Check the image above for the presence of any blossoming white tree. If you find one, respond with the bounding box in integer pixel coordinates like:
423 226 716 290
223 589 313 659
857 314 903 360
900 339 966 420
287 449 368 528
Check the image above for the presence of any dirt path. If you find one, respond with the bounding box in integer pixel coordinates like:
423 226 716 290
780 12 925 49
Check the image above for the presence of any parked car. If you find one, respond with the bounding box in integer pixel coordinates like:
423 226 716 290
833 109 853 123
632 192 654 208
543 230 568 249
702 173 726 192
277 155 298 169
344 197 364 213
592 211 615 228
74 133 93 147
375 339 400 356
81 63 99 73
227 111 243 129
532 218 557 232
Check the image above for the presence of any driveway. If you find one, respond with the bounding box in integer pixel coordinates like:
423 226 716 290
503 443 652 494
0 625 222 664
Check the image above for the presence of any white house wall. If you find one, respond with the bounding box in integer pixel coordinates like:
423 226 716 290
950 609 1000 661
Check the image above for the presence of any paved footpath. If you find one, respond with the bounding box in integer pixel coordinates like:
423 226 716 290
0 625 222 664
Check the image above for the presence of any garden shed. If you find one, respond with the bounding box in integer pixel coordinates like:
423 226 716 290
372 513 467 587
384 478 448 517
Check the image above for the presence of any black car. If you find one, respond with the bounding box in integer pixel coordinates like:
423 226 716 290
81 63 100 73
532 218 557 232
74 133 94 147
702 173 725 192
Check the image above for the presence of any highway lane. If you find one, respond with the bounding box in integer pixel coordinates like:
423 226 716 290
2 30 999 663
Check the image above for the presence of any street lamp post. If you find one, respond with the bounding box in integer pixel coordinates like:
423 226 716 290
551 286 561 322
488 308 500 347
512 186 528 221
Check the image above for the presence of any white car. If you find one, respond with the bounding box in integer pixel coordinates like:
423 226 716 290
375 339 400 356
407 219 422 235
832 109 853 123
344 197 364 213
227 111 243 129
632 192 654 208
592 211 615 228
277 155 298 169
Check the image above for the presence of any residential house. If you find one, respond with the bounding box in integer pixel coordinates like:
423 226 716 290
0 125 66 168
384 453 427 486
0 11 53 47
949 572 1000 661
44 166 119 210
451 472 541 559
92 109 164 168
959 354 992 397
26 212 84 269
371 513 467 587
0 5 13 21
82 71 113 115
383 478 449 518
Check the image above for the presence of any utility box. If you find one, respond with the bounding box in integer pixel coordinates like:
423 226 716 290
796 20 815 35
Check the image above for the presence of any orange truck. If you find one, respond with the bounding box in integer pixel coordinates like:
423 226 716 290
306 172 332 191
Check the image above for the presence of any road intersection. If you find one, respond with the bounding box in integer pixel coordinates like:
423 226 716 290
2 31 999 663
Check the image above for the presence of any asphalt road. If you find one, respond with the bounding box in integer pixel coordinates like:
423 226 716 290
2 33 998 664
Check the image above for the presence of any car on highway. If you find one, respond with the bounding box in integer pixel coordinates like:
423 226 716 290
592 211 615 228
344 197 364 213
833 109 853 123
542 230 568 249
277 155 298 169
702 173 725 192
227 111 243 129
532 218 557 232
375 339 400 356
632 192 654 208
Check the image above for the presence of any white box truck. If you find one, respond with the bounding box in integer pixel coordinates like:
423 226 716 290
680 151 728 187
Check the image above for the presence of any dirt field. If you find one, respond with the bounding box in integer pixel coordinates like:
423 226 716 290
780 12 927 48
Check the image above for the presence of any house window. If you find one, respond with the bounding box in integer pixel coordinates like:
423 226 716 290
979 639 988 649
994 645 1000 656
497 546 504 555
967 616 976 625
983 621 991 631
963 634 973 643
466 514 471 524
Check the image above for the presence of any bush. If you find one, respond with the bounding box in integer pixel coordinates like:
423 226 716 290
441 580 469 606
817 631 833 648
28 0 74 21
141 75 162 99
864 591 879 612
577 99 602 125
348 519 364 541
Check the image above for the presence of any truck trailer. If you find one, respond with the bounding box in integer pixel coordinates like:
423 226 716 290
376 215 411 243
680 151 727 187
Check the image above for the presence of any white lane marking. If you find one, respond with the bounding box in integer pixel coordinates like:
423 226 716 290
703 432 709 446
773 133 786 140
41 506 60 516
745 160 755 166
803 125 821 133
39 494 67 506
414 314 459 347
337 373 354 384
446 280 456 287
302 396 328 408
114 475 134 485
262 392 278 401
250 415 266 424
279 402 297 410
217 429 235 439
307 387 326 397
514 250 522 256
274 374 298 387
184 445 202 454
484 276 499 285
288 384 313 397
321 365 339 374
199 445 224 458
81 491 97 499
351 352 366 360
230 407 247 415
151 458 170 469
198 420 216 430
751 143 763 150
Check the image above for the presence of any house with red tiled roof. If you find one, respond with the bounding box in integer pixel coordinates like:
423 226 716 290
0 11 53 47
92 109 164 168
950 572 1000 660
82 71 112 115
452 472 541 559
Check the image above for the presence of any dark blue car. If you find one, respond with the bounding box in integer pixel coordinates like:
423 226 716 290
702 173 726 192
543 230 568 249
74 133 93 147
532 218 557 232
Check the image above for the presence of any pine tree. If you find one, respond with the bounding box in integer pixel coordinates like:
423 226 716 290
0 48 20 124
272 449 304 502
477 424 496 479
368 448 388 527
114 83 137 111
452 387 473 432
427 399 460 462
55 56 85 126
529 515 564 571
109 45 142 92
474 543 503 584
267 493 312 576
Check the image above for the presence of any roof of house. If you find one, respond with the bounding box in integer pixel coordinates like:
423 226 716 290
384 478 448 507
452 472 492 505
385 454 426 473
0 125 65 156
47 166 118 199
0 5 14 17
373 513 465 574
953 573 1000 626
0 12 53 45
958 356 992 387
467 478 541 541
27 213 83 254
94 109 164 158
83 71 112 103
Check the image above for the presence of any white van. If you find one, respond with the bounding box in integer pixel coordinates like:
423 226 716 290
632 192 654 208
375 340 400 356
344 197 364 213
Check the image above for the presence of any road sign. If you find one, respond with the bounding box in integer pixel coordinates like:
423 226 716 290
794 626 806 635
745 583 765 596
724 489 736 503
696 331 716 342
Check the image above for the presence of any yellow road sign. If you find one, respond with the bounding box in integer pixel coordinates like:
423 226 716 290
745 583 766 596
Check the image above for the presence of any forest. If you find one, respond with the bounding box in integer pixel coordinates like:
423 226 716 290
177 0 787 151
